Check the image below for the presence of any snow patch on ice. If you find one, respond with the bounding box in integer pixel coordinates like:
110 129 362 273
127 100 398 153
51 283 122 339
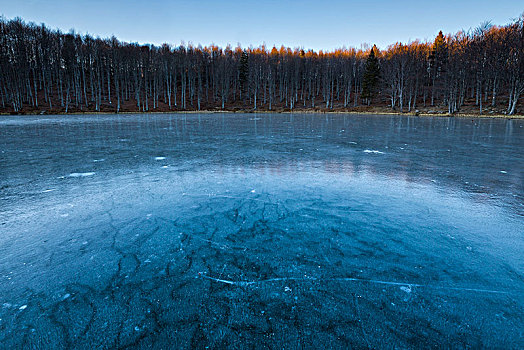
400 286 411 293
363 150 385 154
68 172 95 177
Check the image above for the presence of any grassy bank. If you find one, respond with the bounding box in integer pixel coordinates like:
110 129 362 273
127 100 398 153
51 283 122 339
2 108 524 119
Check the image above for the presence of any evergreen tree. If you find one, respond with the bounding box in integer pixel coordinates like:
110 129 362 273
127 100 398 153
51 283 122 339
361 45 380 105
429 31 448 78
238 50 249 97
428 31 448 105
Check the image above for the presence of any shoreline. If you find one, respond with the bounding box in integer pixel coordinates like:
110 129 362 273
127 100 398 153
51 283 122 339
1 109 523 119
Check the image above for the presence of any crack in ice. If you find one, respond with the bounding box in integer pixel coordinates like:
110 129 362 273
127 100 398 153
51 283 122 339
199 273 513 294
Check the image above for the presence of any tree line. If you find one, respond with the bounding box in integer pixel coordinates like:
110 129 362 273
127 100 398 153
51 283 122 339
0 15 523 115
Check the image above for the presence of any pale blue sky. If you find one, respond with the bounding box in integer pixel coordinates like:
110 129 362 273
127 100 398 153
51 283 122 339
1 0 522 51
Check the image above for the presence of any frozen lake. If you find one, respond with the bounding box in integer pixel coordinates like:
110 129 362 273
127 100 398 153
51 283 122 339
0 113 523 348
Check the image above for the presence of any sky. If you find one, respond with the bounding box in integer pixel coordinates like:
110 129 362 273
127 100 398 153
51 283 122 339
1 0 522 51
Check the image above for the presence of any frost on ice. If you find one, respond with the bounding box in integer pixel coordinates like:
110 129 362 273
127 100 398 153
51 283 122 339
68 172 95 177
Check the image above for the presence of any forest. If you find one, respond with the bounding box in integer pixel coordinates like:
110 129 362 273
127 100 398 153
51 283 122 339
0 15 523 115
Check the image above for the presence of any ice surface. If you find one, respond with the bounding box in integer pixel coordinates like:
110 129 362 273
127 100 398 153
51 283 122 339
0 113 523 348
